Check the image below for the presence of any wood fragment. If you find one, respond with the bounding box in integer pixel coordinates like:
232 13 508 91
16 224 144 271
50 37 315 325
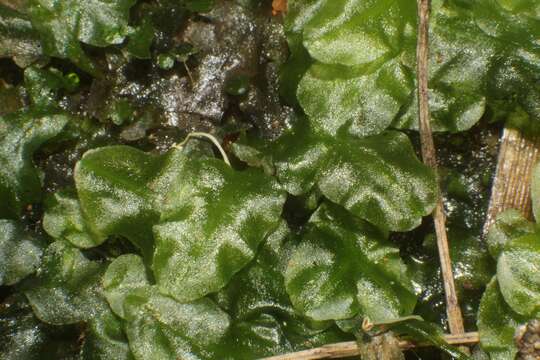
415 0 466 337
261 332 480 360
483 127 540 234
272 0 287 16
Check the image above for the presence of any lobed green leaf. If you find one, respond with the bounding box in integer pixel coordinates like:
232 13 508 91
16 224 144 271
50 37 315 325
486 209 535 259
81 310 133 360
496 233 540 317
24 241 108 325
0 219 44 286
285 202 416 322
268 122 437 232
286 0 540 135
215 221 351 358
43 188 105 248
123 289 230 360
478 278 525 360
0 109 68 218
27 0 136 73
153 156 285 302
75 145 286 301
103 254 150 319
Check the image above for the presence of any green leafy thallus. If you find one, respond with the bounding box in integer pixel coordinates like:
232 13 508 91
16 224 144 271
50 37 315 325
284 0 540 136
4 0 531 356
477 162 540 359
34 122 438 358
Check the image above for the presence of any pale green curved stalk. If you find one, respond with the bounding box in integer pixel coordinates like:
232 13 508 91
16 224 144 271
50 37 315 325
174 132 231 166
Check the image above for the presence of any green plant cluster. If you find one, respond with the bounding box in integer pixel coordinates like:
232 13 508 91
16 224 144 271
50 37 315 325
477 163 540 360
0 0 539 359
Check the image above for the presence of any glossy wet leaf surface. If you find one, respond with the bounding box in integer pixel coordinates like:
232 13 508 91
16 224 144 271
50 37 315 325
27 0 136 73
486 209 536 259
215 221 352 358
0 294 80 360
285 202 416 322
104 253 231 360
152 158 285 302
74 145 166 257
0 219 44 286
0 4 43 67
0 1 537 358
108 264 252 360
0 109 68 218
123 289 230 360
103 225 351 360
253 121 437 232
103 254 150 319
75 145 286 301
496 232 540 317
478 278 525 360
43 188 105 248
216 221 296 321
24 241 108 325
80 309 133 360
478 204 540 357
286 0 540 135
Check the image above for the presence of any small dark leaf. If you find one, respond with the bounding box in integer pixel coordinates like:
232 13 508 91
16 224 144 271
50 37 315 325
126 17 154 60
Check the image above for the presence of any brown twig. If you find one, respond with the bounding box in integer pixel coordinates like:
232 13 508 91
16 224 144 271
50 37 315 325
416 0 466 337
261 332 480 360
